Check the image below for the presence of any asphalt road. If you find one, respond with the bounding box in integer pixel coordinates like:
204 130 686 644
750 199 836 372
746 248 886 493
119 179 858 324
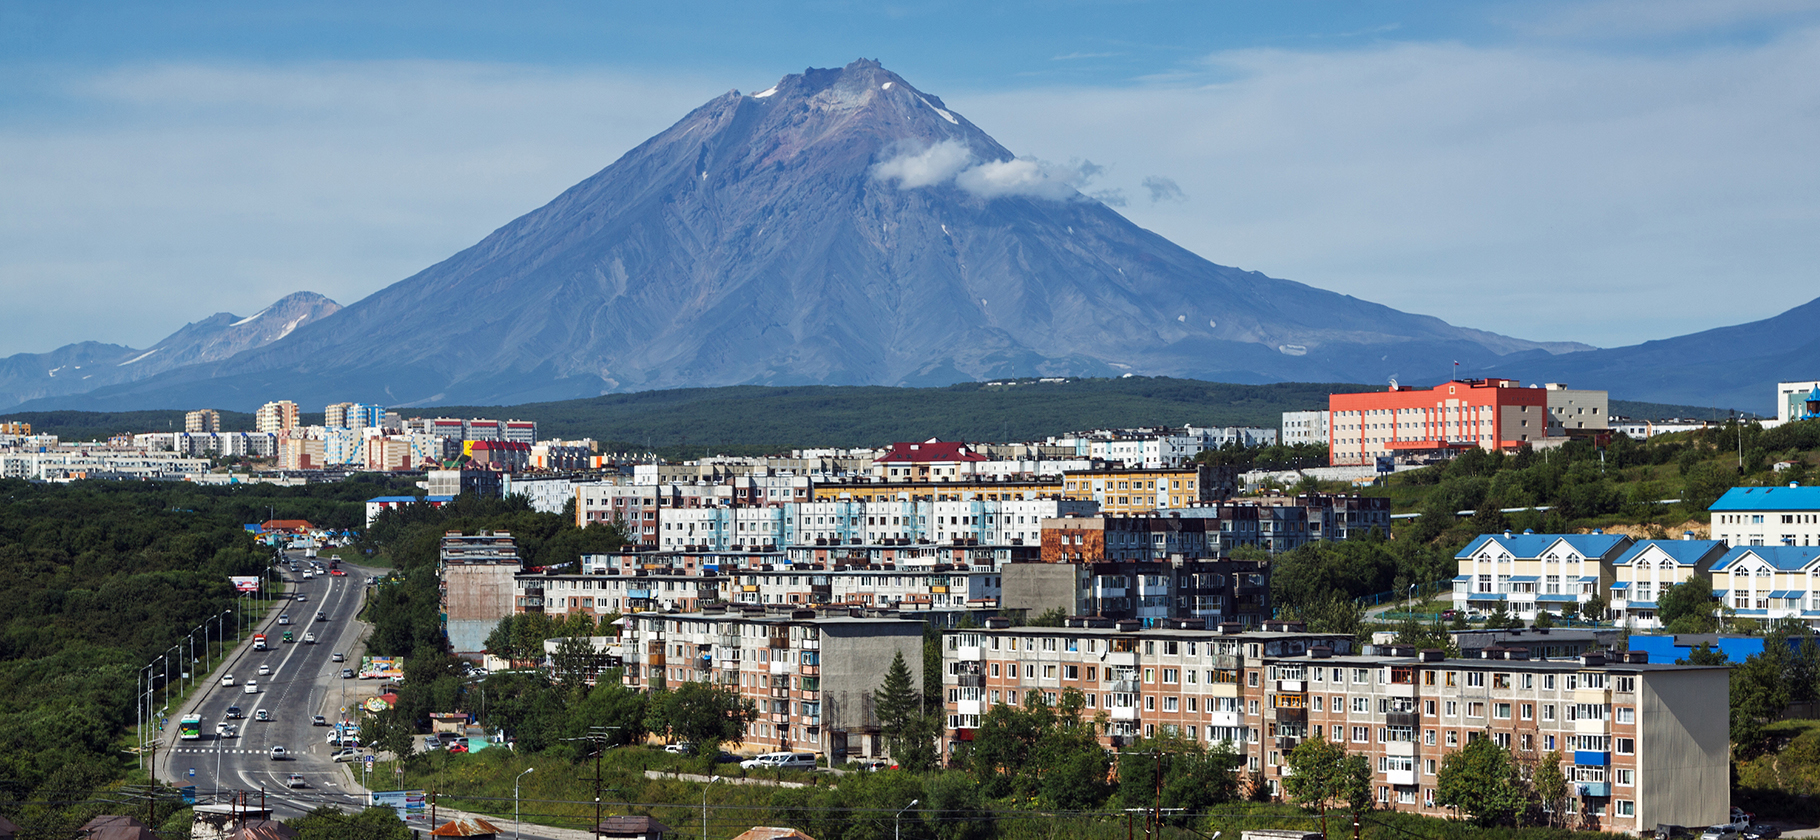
160 551 376 818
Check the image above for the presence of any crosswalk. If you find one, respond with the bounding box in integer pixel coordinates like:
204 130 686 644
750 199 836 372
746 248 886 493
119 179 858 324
171 748 272 755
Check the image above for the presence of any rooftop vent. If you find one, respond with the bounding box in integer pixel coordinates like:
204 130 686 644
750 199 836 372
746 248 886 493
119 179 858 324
1581 651 1607 667
1420 648 1445 662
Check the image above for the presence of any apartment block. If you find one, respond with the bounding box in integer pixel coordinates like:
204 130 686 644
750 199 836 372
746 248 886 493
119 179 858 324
1328 379 1548 467
871 439 988 482
1542 383 1609 437
440 530 522 658
1062 465 1235 514
1001 557 1269 626
1710 485 1820 547
1280 411 1329 446
255 400 300 433
185 409 221 433
1453 532 1634 619
616 607 925 759
1608 539 1729 629
811 477 1065 503
940 619 1728 834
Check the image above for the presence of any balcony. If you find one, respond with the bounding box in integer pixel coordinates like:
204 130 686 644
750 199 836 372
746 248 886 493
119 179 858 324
1207 711 1240 728
1574 751 1610 767
1110 706 1139 721
1110 680 1139 693
769 660 792 675
1385 712 1417 729
956 646 984 661
768 637 788 649
957 674 985 688
1105 651 1137 667
770 687 790 698
1575 718 1610 735
957 700 982 716
1211 654 1242 670
1276 679 1304 693
1575 782 1611 798
1386 769 1417 786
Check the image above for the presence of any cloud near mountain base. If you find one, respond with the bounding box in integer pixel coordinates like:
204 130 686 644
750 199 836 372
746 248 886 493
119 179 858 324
872 139 1109 202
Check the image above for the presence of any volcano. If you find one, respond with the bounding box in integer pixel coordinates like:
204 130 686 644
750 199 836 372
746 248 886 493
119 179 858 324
36 59 1586 411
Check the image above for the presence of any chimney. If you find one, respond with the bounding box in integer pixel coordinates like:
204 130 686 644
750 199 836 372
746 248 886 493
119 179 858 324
1420 648 1445 662
1683 531 1695 540
1581 650 1606 667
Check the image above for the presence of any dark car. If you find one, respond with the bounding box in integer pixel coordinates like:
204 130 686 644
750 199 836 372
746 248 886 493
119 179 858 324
225 705 243 719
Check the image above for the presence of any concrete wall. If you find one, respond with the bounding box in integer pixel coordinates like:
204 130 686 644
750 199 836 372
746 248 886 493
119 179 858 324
443 563 518 655
819 621 925 734
1638 668 1730 829
1002 563 1083 617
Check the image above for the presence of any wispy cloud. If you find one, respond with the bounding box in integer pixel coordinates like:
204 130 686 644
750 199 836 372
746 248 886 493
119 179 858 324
1052 51 1122 60
871 139 1115 203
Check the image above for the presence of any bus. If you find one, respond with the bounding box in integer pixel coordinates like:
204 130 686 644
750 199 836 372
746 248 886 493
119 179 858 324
179 715 202 741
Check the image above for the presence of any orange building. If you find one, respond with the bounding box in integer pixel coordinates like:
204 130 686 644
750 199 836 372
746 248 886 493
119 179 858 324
1328 379 1548 466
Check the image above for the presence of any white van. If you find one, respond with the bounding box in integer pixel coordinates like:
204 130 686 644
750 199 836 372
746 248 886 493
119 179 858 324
739 752 817 771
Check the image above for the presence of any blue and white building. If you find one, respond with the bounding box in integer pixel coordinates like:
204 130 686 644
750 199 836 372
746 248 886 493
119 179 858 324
1709 545 1820 623
1710 485 1820 548
1452 531 1634 619
1607 538 1728 629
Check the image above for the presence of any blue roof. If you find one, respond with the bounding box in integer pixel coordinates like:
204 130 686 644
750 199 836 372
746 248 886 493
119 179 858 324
1767 590 1803 599
1613 539 1729 567
1509 575 1540 582
1710 485 1820 511
1452 575 1473 582
1609 581 1630 589
368 495 453 503
1537 594 1581 602
1627 601 1658 609
1712 546 1820 572
1455 532 1633 560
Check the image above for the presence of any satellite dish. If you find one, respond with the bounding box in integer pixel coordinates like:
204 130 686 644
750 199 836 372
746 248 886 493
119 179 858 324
1388 376 1399 390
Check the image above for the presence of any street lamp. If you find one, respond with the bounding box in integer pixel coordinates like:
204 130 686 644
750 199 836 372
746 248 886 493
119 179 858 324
515 766 535 839
702 776 721 840
895 799 919 840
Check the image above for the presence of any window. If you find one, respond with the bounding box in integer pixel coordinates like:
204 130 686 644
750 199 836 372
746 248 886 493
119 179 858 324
1145 696 1155 710
1162 668 1178 684
1424 729 1436 746
1466 672 1485 687
1615 769 1634 786
1445 731 1458 747
1424 700 1436 716
1616 707 1634 724
1144 668 1155 684
1521 703 1533 720
1424 758 1437 775
1164 697 1178 712
1617 800 1634 818
1352 726 1368 743
1616 737 1634 755
1443 701 1458 717
1494 703 1511 719
1467 702 1485 718
1353 697 1370 713
1544 675 1555 690
1542 704 1556 721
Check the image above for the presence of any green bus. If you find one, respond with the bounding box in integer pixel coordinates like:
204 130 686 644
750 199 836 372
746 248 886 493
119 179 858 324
179 715 202 741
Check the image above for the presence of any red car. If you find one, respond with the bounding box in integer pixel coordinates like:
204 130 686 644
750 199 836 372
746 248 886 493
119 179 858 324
329 569 347 576
447 741 469 754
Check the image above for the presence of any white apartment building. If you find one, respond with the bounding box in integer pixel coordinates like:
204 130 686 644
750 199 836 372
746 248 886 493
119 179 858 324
1710 485 1820 547
1453 532 1634 619
1777 381 1820 425
1609 539 1729 629
1281 411 1330 446
1543 383 1610 436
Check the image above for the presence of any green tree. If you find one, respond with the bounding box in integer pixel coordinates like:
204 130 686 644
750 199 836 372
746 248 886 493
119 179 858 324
288 805 414 840
874 651 929 765
358 708 416 764
1027 607 1068 627
1282 733 1371 837
1532 750 1568 828
551 635 600 693
1660 575 1719 633
1532 609 1555 630
1580 594 1608 622
1677 642 1729 665
1434 735 1532 827
645 680 758 748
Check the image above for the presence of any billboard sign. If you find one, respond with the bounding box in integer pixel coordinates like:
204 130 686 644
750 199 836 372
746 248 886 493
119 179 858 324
370 790 426 820
230 576 260 593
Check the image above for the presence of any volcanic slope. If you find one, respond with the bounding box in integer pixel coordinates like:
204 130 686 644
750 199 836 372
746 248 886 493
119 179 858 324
39 59 1586 411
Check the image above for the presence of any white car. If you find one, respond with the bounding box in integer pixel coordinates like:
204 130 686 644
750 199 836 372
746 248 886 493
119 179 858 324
257 664 271 676
221 674 235 686
243 681 258 694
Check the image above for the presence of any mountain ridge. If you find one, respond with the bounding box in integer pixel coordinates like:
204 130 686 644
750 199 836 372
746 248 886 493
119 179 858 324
26 59 1589 412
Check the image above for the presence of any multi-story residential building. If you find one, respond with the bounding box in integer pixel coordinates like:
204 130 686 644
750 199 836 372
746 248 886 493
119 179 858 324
427 467 504 499
1328 379 1550 467
1710 485 1820 547
530 440 598 471
465 440 530 471
1776 381 1820 426
940 619 1729 834
440 530 522 658
1453 532 1635 619
1709 545 1820 621
616 607 925 759
276 437 326 471
185 409 221 433
1063 466 1234 514
1542 384 1610 437
504 420 537 444
871 440 988 482
255 400 300 433
1281 411 1330 446
1608 539 1729 629
1040 514 1215 562
365 494 454 526
1188 494 1394 555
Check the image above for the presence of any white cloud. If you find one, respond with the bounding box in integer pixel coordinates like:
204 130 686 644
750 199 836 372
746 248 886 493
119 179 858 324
869 139 974 188
953 29 1820 346
872 139 1111 202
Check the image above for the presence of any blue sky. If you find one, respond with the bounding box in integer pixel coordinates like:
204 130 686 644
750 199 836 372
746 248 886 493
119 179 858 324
3 0 1819 356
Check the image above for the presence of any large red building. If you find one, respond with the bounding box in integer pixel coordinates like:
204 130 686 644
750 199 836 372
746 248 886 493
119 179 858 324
1328 379 1548 466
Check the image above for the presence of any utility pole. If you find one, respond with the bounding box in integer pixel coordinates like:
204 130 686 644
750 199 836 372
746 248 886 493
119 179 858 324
561 725 621 837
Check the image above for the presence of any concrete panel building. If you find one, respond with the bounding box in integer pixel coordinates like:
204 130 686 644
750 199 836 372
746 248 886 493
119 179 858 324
440 530 522 658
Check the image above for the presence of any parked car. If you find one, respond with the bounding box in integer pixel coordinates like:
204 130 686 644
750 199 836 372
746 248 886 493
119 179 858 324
664 742 694 755
286 773 306 788
269 746 287 761
740 752 817 771
340 668 355 679
1701 827 1741 840
447 741 469 754
424 735 443 750
330 747 360 762
312 715 328 727
854 759 893 772
1745 825 1781 840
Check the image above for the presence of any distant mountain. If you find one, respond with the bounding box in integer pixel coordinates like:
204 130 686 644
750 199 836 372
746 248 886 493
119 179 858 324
0 292 340 409
1474 295 1820 414
29 59 1589 412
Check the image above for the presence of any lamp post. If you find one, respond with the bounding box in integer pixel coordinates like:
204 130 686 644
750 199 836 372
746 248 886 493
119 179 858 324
702 776 721 840
895 799 919 840
162 644 180 713
515 766 535 839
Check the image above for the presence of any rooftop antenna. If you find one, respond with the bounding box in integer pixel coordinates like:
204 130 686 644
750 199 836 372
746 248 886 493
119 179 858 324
1388 375 1398 391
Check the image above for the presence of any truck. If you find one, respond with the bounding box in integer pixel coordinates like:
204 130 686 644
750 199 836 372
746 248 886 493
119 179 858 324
179 714 202 741
282 630 295 644
253 634 267 651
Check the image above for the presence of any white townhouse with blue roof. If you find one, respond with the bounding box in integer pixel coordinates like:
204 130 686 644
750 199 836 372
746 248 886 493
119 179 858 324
1709 545 1820 623
1608 539 1729 629
1710 485 1820 548
1453 531 1634 619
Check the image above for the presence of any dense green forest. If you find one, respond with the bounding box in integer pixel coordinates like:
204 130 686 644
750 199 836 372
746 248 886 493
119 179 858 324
7 378 1722 452
0 476 411 836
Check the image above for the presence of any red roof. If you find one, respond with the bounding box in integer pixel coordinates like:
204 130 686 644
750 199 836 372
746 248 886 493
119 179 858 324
876 439 985 464
469 441 530 452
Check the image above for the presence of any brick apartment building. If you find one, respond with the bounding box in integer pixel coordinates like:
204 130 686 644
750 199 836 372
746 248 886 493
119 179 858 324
940 618 1728 833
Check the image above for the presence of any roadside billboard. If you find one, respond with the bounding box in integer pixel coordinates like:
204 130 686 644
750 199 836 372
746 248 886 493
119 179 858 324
229 576 260 593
